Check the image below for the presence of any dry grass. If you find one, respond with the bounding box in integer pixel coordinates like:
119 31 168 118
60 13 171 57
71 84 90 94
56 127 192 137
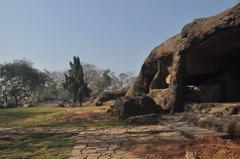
0 133 75 159
0 104 127 159
0 105 126 128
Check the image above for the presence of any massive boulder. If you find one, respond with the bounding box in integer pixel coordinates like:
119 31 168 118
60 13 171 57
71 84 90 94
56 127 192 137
127 4 240 113
94 90 127 106
109 96 162 119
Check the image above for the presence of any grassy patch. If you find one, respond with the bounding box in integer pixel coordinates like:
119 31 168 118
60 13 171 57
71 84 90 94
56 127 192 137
0 105 127 158
0 105 127 128
0 133 76 159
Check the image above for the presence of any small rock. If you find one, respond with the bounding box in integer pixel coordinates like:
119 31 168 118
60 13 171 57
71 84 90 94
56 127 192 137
228 107 239 115
185 151 194 159
58 103 65 107
185 151 200 159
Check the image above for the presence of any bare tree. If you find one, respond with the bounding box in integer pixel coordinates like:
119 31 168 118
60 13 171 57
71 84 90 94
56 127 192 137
82 63 100 86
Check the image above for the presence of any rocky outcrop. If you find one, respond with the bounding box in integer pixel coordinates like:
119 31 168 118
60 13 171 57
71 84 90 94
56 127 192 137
109 96 162 119
94 90 126 106
148 89 173 109
180 112 240 137
127 4 240 113
181 102 240 137
185 103 240 116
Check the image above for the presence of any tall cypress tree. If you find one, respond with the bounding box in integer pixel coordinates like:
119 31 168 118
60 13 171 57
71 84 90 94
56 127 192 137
63 56 91 106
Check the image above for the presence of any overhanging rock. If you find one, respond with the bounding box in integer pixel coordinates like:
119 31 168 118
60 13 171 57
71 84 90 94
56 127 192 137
126 4 240 113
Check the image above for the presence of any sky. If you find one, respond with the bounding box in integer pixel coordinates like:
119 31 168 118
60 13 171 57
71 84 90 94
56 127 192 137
0 0 238 74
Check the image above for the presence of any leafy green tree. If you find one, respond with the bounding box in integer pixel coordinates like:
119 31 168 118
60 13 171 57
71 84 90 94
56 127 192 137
0 59 47 106
63 56 91 106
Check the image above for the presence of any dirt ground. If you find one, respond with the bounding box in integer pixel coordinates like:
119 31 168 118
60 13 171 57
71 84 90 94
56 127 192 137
63 109 240 159
129 135 240 159
1 106 240 159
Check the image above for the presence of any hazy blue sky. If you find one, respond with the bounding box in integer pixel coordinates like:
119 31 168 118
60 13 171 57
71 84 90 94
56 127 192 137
0 0 238 73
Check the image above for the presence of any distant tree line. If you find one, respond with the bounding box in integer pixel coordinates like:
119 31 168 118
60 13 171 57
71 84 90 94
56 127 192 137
0 57 136 107
0 59 47 107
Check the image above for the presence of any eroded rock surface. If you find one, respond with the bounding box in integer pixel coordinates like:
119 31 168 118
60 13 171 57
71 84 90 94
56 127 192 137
94 91 126 106
127 114 162 125
126 4 240 113
109 96 161 119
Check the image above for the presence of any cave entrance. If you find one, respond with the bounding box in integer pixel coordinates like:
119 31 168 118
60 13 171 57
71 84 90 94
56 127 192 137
185 54 240 103
184 28 240 104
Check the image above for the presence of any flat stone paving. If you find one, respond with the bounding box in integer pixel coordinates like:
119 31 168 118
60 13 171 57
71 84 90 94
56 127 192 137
0 115 228 159
69 114 231 159
69 125 176 159
0 125 177 159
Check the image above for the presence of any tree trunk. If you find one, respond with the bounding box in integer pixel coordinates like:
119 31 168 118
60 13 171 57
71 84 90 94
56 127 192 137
14 95 18 107
3 94 8 106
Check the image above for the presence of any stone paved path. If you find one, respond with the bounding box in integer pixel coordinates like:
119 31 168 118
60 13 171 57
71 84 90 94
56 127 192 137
0 125 178 159
69 114 230 159
70 125 176 159
0 115 229 159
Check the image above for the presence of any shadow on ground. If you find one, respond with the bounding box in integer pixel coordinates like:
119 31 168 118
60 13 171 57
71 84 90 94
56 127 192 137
0 133 76 159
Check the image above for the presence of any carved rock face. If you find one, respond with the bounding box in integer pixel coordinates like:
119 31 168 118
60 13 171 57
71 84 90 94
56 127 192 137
127 4 240 113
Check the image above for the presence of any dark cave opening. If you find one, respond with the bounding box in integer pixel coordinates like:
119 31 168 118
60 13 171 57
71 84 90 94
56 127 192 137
183 27 240 104
184 54 240 103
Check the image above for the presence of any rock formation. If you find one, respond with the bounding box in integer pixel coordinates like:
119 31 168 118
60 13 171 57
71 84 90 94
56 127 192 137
93 90 127 106
126 4 240 113
110 96 162 119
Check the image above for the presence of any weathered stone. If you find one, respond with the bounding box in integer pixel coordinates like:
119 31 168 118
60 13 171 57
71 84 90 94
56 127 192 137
108 144 119 151
100 154 111 159
86 157 98 159
234 122 240 136
99 143 110 148
126 4 240 113
94 90 127 106
185 151 195 159
71 149 81 156
148 89 172 110
101 150 115 156
74 144 87 150
69 113 240 159
227 107 239 115
127 114 161 125
86 153 101 158
82 149 97 154
185 103 240 117
99 156 110 159
115 150 127 155
110 96 162 119
95 147 108 152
